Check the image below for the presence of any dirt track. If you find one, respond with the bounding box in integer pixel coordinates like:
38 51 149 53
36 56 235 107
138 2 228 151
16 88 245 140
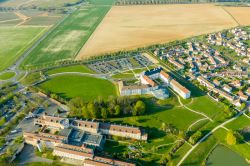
76 4 250 59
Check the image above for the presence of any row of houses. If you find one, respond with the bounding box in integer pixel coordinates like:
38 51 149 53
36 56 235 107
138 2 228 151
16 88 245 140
208 28 250 58
197 76 248 106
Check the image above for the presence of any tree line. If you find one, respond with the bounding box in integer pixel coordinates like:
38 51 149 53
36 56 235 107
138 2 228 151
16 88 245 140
68 96 146 119
115 0 217 5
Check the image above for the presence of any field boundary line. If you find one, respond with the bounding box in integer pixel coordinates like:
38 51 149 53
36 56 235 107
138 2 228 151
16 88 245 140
221 6 240 26
0 19 20 23
75 5 113 60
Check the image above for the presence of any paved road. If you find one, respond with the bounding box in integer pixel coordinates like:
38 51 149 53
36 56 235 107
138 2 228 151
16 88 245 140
0 11 72 84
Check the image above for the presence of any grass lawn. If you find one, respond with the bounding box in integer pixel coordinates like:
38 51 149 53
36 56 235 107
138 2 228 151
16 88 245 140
0 26 47 71
21 4 112 68
45 65 95 75
111 72 135 79
172 142 192 165
21 72 41 86
0 71 15 80
183 131 218 165
187 95 225 118
38 75 117 101
225 115 250 130
109 96 202 134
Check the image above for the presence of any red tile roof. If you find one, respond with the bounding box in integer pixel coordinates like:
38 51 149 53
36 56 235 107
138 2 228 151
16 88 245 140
143 75 157 87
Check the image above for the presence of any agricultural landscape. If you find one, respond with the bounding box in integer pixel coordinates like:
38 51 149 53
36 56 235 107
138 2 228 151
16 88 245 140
0 0 250 166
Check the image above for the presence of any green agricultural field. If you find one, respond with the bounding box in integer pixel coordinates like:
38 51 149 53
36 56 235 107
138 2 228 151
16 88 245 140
0 71 16 80
0 26 47 71
21 3 112 69
45 65 95 75
0 0 81 8
0 12 19 21
22 16 61 26
38 75 117 101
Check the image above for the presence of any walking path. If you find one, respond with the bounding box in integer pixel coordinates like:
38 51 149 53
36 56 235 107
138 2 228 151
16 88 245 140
177 109 247 166
169 88 213 122
49 72 108 79
187 117 208 131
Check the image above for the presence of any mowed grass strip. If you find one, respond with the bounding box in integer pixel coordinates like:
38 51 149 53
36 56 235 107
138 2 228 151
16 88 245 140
38 75 117 101
45 65 95 75
0 71 15 80
0 26 46 71
22 4 112 68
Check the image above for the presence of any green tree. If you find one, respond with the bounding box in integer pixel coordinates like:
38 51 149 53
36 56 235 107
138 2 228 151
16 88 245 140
114 105 121 116
133 100 146 116
226 130 237 145
240 102 246 110
189 131 202 145
161 122 166 131
87 102 98 118
0 117 6 126
82 106 91 119
101 107 108 119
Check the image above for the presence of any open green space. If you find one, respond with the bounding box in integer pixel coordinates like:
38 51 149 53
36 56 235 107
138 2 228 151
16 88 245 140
21 3 112 68
0 71 15 80
225 115 250 130
207 145 249 166
0 26 47 71
38 75 117 101
23 16 61 26
111 72 135 79
45 65 95 75
109 96 202 133
0 0 82 8
0 12 18 21
21 72 41 86
183 127 250 165
187 96 224 118
172 142 191 165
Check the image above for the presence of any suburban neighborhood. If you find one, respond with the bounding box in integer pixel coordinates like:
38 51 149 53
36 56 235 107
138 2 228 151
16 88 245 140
0 0 250 166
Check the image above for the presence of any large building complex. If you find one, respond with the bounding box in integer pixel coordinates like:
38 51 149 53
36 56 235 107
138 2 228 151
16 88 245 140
23 114 147 165
119 67 191 99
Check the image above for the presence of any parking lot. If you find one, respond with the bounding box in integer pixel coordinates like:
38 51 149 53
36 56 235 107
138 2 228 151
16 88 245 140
88 53 154 74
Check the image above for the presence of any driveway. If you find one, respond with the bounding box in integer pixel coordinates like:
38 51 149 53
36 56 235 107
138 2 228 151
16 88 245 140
16 144 52 166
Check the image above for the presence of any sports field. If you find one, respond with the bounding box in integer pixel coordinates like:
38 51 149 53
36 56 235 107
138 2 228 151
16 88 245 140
38 75 117 101
77 4 250 58
21 5 112 68
0 26 47 71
